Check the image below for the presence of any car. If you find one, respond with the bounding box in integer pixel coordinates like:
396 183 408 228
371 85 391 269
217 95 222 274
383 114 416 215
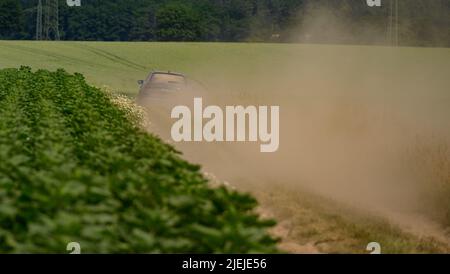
135 71 206 136
136 71 187 103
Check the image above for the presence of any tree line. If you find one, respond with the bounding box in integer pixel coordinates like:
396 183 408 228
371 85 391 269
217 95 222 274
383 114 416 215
0 0 448 47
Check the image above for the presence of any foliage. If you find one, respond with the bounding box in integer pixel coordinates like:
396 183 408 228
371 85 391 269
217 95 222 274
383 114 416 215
0 0 24 39
0 67 278 253
0 0 447 46
155 3 201 41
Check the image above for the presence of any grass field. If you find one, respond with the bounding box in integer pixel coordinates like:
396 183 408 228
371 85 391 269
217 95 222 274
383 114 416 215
0 41 449 96
1 41 449 253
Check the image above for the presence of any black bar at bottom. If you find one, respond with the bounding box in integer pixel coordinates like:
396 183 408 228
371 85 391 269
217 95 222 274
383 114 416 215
0 254 447 273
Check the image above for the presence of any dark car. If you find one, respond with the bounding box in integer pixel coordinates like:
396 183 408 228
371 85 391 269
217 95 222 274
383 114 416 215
135 71 206 136
136 71 187 104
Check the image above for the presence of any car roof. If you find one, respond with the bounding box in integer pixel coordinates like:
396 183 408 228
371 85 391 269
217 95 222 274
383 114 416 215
151 71 185 77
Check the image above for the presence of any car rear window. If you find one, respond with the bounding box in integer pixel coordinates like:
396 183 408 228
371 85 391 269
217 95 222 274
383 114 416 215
151 74 185 85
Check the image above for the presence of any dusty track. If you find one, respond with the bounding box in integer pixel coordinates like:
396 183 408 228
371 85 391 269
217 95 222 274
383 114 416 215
138 47 450 252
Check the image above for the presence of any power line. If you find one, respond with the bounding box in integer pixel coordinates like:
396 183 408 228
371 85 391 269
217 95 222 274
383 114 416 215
395 0 399 46
36 0 42 40
386 0 399 47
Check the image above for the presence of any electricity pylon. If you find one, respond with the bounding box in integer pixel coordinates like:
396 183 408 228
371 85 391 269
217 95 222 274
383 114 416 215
36 0 43 40
387 0 399 46
36 0 60 40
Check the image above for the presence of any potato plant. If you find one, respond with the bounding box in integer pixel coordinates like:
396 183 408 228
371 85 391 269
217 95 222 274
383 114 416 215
0 67 277 253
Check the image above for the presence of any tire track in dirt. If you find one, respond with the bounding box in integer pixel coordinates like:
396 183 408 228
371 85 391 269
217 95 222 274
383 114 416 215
78 44 147 70
0 44 101 68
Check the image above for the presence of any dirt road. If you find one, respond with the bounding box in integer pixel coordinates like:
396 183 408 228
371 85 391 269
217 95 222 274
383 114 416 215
137 47 450 252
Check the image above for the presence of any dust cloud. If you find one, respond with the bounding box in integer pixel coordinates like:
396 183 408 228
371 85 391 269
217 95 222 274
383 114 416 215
138 41 449 240
284 1 390 45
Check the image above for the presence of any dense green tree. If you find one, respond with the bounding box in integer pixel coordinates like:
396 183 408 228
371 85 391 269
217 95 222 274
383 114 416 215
4 0 450 47
155 3 202 41
0 0 24 39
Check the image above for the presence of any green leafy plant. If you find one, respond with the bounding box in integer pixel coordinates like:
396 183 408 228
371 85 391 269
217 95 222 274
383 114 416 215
0 67 277 253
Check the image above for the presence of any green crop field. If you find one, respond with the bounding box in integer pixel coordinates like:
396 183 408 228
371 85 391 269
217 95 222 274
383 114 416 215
0 67 277 253
0 41 448 98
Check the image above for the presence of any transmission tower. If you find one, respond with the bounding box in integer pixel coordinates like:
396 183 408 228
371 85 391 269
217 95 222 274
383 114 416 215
386 0 399 47
395 0 399 46
36 0 43 40
36 0 60 40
